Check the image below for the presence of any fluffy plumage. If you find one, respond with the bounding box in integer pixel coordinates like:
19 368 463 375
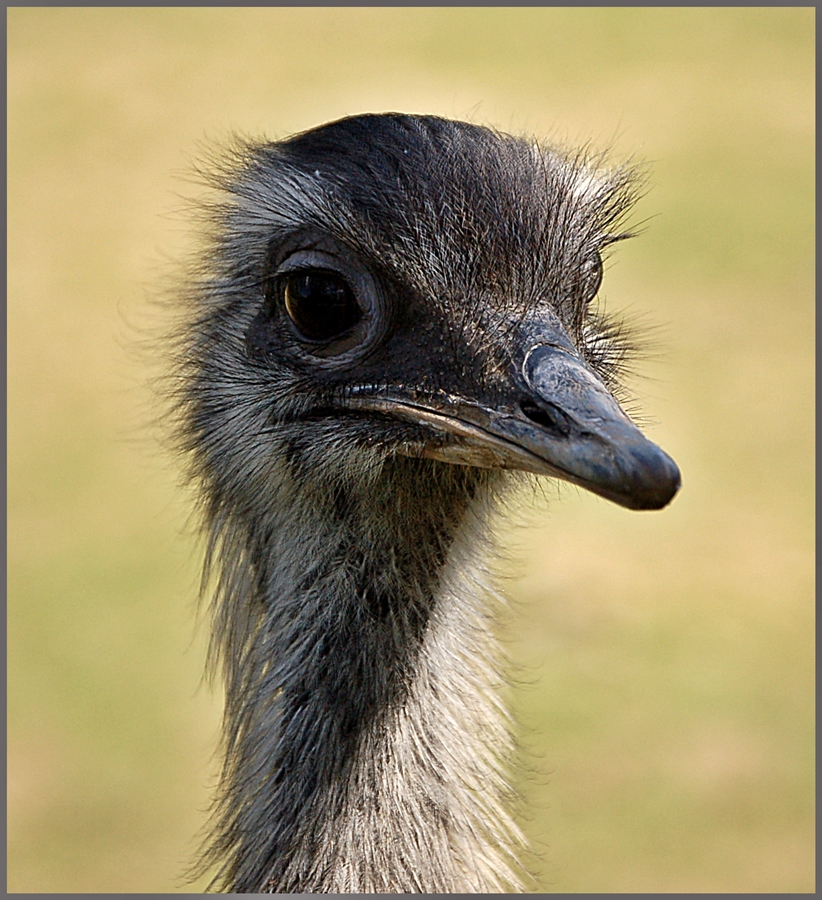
167 113 679 892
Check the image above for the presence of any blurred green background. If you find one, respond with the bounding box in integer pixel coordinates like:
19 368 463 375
7 8 814 893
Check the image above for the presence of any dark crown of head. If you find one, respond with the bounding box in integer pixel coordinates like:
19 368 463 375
216 113 640 350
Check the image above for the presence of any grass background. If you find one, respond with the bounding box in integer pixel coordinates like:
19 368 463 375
7 8 814 893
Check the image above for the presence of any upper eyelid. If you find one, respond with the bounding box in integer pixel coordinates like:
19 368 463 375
276 251 348 275
276 266 347 280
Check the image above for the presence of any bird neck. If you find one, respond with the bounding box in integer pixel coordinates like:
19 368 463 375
203 458 523 892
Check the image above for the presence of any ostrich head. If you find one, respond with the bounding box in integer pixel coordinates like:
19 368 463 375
171 113 680 893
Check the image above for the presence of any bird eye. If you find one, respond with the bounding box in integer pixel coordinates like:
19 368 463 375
581 252 603 303
282 271 363 342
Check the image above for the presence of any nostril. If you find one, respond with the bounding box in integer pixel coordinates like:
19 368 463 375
520 398 571 437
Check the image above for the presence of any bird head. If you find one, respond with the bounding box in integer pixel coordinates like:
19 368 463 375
183 113 680 512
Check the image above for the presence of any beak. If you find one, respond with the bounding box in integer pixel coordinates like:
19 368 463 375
504 342 680 509
347 338 681 512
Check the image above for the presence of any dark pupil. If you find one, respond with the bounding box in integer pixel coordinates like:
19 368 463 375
283 272 362 342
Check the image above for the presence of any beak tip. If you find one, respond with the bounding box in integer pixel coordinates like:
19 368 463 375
621 445 681 510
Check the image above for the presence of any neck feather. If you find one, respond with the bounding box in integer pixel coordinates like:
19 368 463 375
200 457 524 892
